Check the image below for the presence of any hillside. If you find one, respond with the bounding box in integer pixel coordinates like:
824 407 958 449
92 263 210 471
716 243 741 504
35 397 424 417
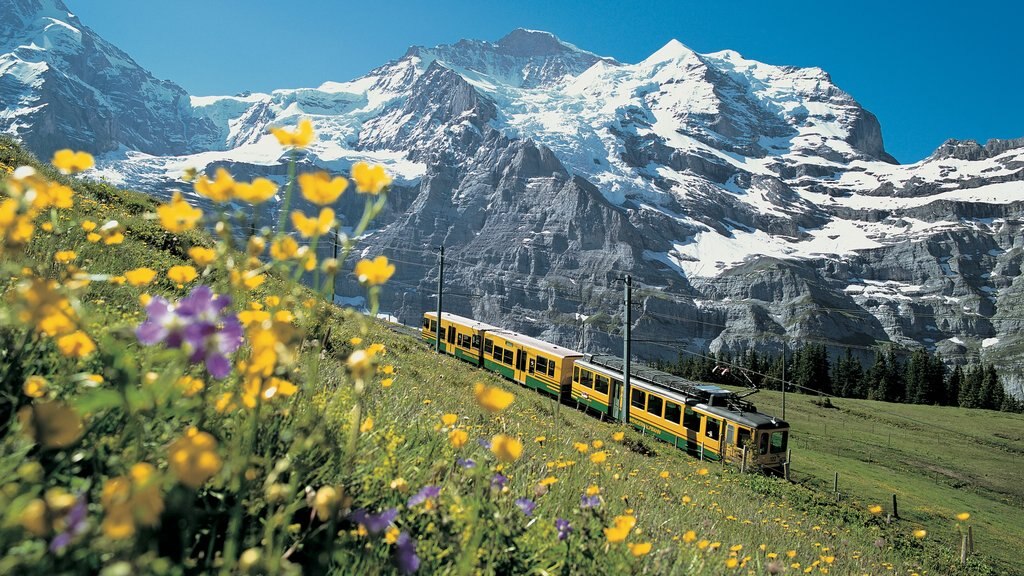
0 137 1012 574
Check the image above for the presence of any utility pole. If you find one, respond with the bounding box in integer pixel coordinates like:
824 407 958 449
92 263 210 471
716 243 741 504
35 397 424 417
622 275 632 424
435 245 444 353
781 338 787 420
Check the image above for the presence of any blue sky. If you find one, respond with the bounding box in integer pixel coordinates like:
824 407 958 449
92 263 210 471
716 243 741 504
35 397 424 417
66 0 1022 163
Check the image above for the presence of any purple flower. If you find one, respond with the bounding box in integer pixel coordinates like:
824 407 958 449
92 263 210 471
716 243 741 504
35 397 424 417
555 517 573 541
136 285 243 378
580 494 601 509
490 473 508 490
350 507 398 535
394 531 420 573
407 485 440 507
456 458 476 469
515 498 536 516
477 437 491 450
49 494 88 552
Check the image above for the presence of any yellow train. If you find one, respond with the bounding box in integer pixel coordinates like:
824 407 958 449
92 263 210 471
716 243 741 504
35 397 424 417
422 311 789 471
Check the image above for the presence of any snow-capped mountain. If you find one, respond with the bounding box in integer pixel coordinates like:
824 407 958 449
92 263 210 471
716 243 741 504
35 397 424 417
4 0 1024 397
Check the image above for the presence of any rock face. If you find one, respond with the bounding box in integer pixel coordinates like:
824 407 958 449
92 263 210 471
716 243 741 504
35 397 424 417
2 7 1023 399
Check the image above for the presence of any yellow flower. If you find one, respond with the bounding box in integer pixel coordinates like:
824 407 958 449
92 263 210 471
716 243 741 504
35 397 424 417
125 267 157 286
612 431 625 442
350 336 363 346
270 236 299 260
168 427 222 488
604 515 636 543
157 191 203 232
351 162 392 194
81 220 97 232
354 255 395 286
912 529 927 539
586 484 600 496
381 378 394 388
176 375 204 397
539 476 558 486
54 250 76 264
592 439 604 449
589 451 607 464
629 542 652 557
441 413 458 427
385 525 400 545
390 478 409 493
956 512 970 521
868 504 882 515
474 382 514 412
52 149 94 174
104 232 124 245
194 168 236 202
298 171 348 205
291 207 335 237
17 400 84 448
725 558 738 568
167 265 198 285
449 428 468 448
247 236 266 256
730 544 743 552
491 434 523 462
535 435 546 443
573 442 589 453
188 246 217 267
786 550 797 558
57 330 95 358
698 540 710 550
234 177 278 203
313 486 340 521
360 416 374 433
86 232 101 243
660 471 670 479
696 468 709 476
270 118 314 149
100 463 164 539
683 530 697 543
23 375 48 398
682 495 692 504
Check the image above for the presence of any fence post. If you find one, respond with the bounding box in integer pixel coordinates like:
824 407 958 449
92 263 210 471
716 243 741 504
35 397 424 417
968 525 974 554
741 446 747 474
891 494 899 519
784 448 792 481
834 472 839 494
960 533 968 565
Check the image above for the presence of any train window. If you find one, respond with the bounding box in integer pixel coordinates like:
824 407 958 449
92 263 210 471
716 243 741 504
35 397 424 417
630 389 646 409
536 357 548 375
573 366 580 383
580 370 593 389
770 431 788 454
472 335 481 350
664 401 681 425
457 333 465 348
683 407 701 431
503 349 514 365
493 346 504 361
706 418 720 440
422 317 430 329
738 428 751 448
484 339 493 355
547 361 555 377
759 433 769 455
594 375 609 395
646 394 663 417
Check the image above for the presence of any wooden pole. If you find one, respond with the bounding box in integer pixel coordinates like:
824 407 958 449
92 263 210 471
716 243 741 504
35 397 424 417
960 533 968 565
834 472 839 494
741 446 747 474
968 525 974 554
891 494 899 519
784 448 792 481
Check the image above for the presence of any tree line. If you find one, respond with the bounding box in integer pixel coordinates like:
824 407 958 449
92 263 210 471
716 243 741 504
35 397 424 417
655 345 1023 413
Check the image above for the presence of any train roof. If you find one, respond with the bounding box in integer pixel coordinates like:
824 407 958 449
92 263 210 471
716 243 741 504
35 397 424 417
487 328 583 359
424 311 500 332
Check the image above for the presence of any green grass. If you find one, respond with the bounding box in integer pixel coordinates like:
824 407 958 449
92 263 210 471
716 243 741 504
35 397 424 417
0 136 1013 575
742 389 1024 574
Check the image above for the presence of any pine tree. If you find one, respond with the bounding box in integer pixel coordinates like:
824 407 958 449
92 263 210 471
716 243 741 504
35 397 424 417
946 365 963 406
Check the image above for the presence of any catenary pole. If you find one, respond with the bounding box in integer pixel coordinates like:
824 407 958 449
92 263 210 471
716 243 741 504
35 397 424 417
622 275 632 424
782 338 787 420
435 245 444 353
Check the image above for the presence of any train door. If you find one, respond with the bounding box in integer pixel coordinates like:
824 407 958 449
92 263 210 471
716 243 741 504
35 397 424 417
724 424 738 462
513 347 527 384
447 325 456 347
609 378 622 420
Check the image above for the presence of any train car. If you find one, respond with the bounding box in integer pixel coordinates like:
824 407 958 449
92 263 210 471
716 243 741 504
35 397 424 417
585 355 789 470
421 312 499 366
482 330 582 399
571 355 623 418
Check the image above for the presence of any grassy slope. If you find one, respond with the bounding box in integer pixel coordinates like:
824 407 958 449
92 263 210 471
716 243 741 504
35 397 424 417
743 390 1024 575
1 136 1010 575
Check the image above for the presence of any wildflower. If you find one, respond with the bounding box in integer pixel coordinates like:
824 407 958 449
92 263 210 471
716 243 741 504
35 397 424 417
81 220 97 232
385 525 400 544
589 451 607 464
56 331 95 358
313 486 340 521
696 468 709 476
491 434 523 462
350 507 398 535
157 191 203 232
539 476 558 487
515 498 536 516
23 375 48 398
912 529 927 539
54 251 76 264
194 168 236 202
629 542 652 557
233 177 277 203
125 267 157 286
176 375 204 397
868 504 882 515
100 463 164 539
136 285 244 378
660 471 670 479
394 531 420 574
786 550 797 558
682 495 692 504
683 530 697 543
441 413 458 427
168 427 222 488
457 458 476 469
586 485 600 496
351 162 392 194
270 118 314 149
360 416 374 433
592 440 604 449
535 435 546 444
238 548 262 572
298 171 348 204
730 544 743 552
407 485 440 508
50 493 89 552
382 378 394 388
52 149 94 174
555 518 573 541
449 428 468 448
270 236 299 260
354 255 395 286
725 557 738 568
580 494 601 509
188 246 217 267
956 512 970 521
490 473 508 489
291 207 335 237
474 382 514 412
390 478 409 492
604 515 636 543
350 336 363 346
167 265 198 286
